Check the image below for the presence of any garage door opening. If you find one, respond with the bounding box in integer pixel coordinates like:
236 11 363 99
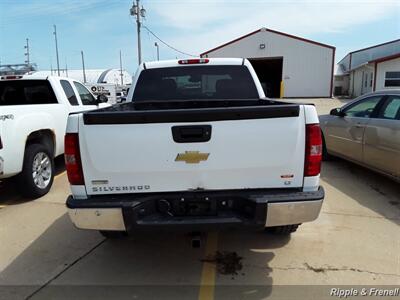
249 58 283 98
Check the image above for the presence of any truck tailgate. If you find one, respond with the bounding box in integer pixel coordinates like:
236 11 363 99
78 105 305 195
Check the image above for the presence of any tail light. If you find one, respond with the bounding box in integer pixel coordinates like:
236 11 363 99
304 124 322 177
178 58 209 65
65 133 84 185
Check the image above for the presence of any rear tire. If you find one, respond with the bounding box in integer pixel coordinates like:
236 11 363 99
19 143 54 199
265 224 300 235
99 230 128 239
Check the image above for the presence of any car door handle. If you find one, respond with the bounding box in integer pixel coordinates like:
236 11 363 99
355 123 364 128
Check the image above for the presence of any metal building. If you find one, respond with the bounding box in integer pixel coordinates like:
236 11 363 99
334 39 400 97
200 27 335 98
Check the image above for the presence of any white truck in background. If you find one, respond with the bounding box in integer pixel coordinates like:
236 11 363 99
65 58 324 237
0 74 108 198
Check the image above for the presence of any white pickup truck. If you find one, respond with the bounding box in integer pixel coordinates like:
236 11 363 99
65 58 324 237
0 74 107 198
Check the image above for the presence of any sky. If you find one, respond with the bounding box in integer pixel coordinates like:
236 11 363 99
0 0 399 75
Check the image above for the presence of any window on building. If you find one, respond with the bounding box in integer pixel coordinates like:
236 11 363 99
60 80 79 105
364 73 368 88
370 73 373 87
384 71 400 87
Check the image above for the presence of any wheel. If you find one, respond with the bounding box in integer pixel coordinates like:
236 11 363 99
99 230 128 239
19 143 54 199
265 224 300 235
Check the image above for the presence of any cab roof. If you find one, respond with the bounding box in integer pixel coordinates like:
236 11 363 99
0 74 73 81
143 58 246 69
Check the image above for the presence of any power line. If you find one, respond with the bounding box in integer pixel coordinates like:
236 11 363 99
142 25 197 58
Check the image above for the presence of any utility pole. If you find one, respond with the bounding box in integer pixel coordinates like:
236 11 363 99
130 0 146 65
65 58 68 77
81 50 87 83
53 25 60 76
24 38 30 66
154 42 159 61
119 50 124 86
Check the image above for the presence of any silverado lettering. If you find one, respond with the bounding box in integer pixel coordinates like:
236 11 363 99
92 185 150 192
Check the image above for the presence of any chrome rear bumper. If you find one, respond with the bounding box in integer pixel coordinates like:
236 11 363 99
265 199 323 227
67 187 324 231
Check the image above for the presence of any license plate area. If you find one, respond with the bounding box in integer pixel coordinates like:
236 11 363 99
178 199 215 216
154 196 257 217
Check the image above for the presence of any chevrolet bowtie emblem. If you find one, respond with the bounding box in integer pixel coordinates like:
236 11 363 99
175 151 210 164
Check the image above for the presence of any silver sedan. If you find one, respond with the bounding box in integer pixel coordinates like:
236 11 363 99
319 90 400 182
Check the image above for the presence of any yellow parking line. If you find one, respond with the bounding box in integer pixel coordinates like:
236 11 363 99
54 171 66 179
198 232 218 300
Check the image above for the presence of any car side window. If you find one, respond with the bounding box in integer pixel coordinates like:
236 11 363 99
73 82 96 105
378 96 400 120
60 80 79 106
343 96 381 118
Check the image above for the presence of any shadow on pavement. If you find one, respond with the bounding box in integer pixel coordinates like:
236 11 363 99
0 212 291 300
321 158 400 226
0 156 66 206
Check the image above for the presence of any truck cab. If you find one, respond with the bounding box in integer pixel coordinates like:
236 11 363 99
0 74 108 198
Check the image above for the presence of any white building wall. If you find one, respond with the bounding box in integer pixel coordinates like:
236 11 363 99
350 65 374 97
202 29 334 97
375 57 400 91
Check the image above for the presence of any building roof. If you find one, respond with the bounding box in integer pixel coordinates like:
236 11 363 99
338 38 400 66
200 27 335 56
334 64 347 76
144 58 245 69
368 52 400 64
349 38 400 55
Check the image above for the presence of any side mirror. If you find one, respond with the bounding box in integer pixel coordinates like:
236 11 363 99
97 94 108 104
330 108 345 117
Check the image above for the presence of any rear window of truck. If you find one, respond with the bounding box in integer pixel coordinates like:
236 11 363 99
0 80 57 106
133 65 259 101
